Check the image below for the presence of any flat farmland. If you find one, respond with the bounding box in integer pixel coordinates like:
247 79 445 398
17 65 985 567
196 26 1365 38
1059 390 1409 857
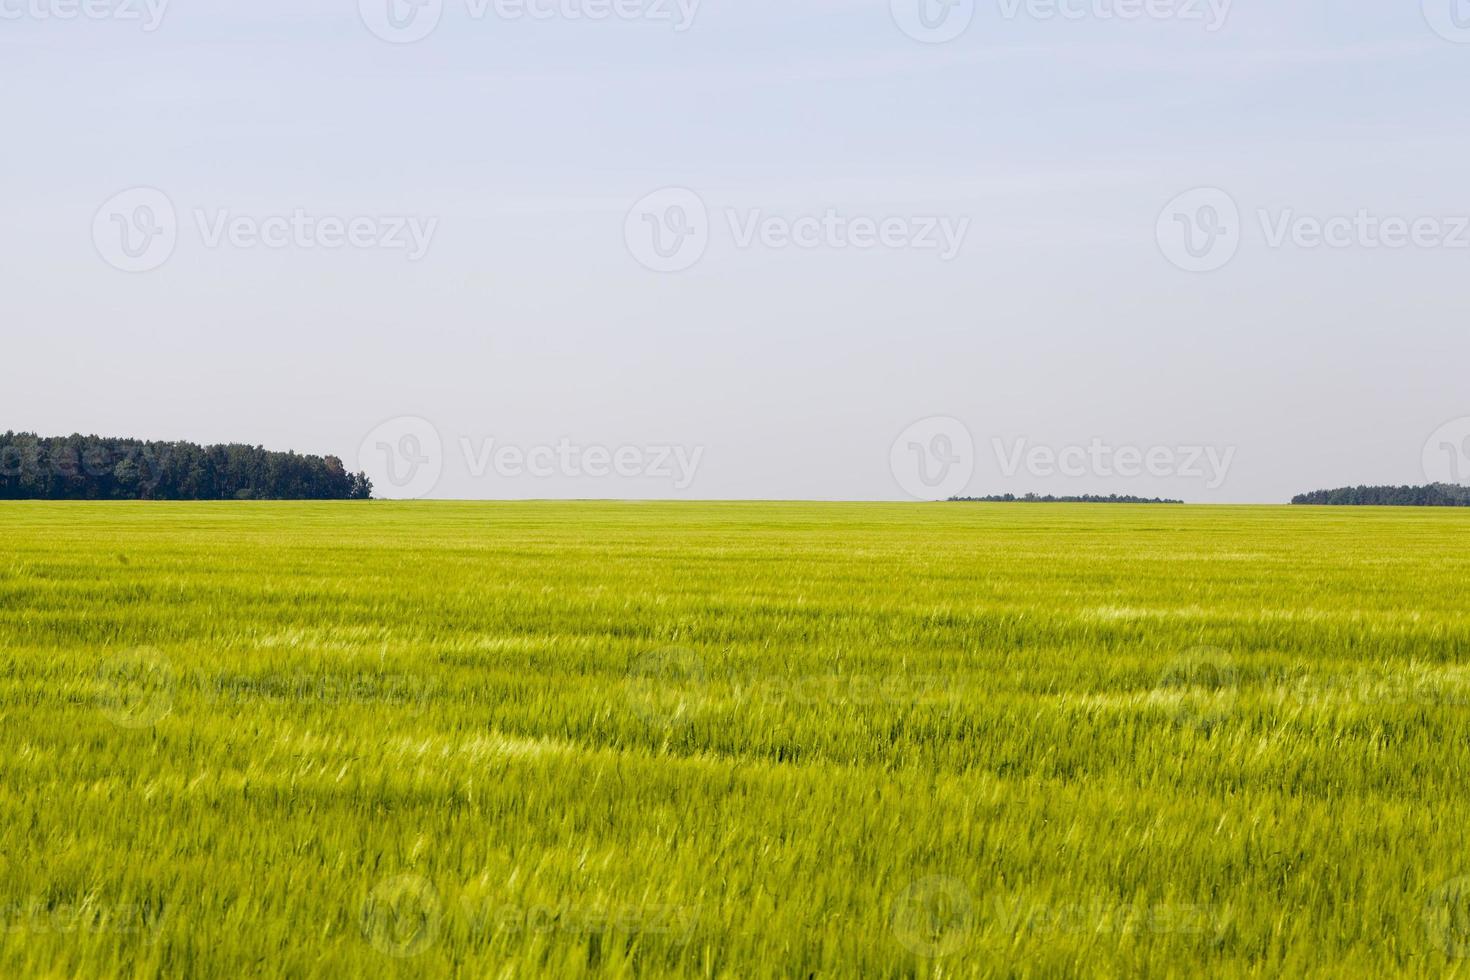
2 502 1469 978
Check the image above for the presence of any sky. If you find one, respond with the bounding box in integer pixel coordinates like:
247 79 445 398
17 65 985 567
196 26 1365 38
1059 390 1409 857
2 0 1469 502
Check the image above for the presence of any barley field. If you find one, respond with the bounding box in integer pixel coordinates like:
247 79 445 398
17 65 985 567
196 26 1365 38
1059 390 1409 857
2 501 1469 978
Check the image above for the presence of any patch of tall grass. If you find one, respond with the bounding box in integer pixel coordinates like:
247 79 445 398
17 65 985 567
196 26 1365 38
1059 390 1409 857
1 501 1468 977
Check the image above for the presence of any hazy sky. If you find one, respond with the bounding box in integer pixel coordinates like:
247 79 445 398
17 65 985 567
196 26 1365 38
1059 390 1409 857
3 1 1469 501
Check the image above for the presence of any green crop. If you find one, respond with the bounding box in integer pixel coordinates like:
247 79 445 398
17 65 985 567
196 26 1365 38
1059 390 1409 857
2 501 1468 978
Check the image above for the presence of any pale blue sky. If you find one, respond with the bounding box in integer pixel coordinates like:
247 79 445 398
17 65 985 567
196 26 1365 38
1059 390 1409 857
3 1 1468 501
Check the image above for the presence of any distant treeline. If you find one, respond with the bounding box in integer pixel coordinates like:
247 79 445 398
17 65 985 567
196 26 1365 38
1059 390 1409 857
950 493 1184 505
1291 484 1470 507
0 432 372 501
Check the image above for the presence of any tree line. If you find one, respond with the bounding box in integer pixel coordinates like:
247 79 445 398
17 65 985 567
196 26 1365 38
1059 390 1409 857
1290 484 1469 507
0 432 372 501
950 493 1184 504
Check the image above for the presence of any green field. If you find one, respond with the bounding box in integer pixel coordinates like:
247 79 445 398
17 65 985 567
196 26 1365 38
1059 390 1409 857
3 501 1470 978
